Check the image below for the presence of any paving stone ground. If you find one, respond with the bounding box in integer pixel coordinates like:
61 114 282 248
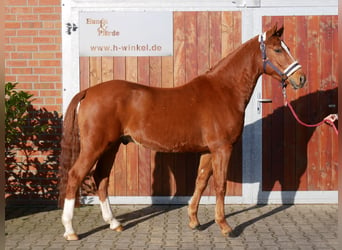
5 204 338 249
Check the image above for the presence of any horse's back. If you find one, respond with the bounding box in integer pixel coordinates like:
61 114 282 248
77 78 212 152
80 78 208 117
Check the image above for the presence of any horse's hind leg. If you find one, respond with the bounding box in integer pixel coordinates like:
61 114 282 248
93 143 123 232
188 153 213 229
62 150 102 240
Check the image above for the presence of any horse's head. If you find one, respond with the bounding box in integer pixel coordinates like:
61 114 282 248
259 25 306 89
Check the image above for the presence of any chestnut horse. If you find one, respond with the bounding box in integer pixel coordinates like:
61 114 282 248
59 25 306 240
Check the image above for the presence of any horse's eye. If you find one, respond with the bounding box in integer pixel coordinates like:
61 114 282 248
274 48 282 53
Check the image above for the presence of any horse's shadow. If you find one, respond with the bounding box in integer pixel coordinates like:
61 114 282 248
114 87 337 236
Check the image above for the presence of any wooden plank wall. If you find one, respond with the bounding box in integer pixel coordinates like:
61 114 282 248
79 11 242 197
262 16 338 191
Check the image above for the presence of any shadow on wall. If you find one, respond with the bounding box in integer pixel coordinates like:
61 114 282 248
151 142 242 198
5 83 62 206
249 87 337 204
150 87 338 204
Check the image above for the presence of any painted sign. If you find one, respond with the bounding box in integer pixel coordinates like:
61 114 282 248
79 11 173 56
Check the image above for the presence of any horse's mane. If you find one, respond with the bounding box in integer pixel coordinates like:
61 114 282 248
207 36 258 75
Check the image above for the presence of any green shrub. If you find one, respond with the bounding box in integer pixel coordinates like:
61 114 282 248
5 82 62 202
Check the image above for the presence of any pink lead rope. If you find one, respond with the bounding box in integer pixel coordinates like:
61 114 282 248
284 96 338 135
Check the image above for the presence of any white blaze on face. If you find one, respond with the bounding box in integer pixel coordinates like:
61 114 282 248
280 41 302 77
280 41 295 61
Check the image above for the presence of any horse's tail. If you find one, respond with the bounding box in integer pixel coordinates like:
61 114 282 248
58 90 87 208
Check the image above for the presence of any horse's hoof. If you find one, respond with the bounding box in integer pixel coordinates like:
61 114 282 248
113 225 123 232
221 227 233 237
64 233 79 241
188 222 200 230
191 225 202 231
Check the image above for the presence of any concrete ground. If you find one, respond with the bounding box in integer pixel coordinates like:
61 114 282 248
5 204 338 249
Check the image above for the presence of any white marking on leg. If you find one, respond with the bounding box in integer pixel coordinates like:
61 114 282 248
100 199 121 230
61 199 76 237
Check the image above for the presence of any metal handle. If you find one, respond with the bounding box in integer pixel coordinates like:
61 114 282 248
257 93 272 114
257 98 272 103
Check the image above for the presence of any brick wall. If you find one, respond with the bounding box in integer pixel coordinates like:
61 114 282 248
5 0 62 204
5 0 62 113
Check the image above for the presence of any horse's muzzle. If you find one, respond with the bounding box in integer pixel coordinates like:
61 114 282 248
289 72 306 89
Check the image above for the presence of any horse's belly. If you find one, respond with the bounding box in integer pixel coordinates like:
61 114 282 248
125 131 207 153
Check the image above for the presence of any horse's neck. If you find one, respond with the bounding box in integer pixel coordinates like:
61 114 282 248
208 37 262 110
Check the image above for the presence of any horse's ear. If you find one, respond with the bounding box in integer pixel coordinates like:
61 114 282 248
265 24 278 40
274 25 284 37
271 24 278 35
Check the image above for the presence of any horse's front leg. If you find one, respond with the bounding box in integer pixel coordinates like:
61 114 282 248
212 144 233 236
188 153 213 229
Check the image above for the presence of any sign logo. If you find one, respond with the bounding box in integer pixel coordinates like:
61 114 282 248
79 12 173 57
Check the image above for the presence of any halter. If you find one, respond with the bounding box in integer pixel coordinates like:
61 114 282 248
258 32 302 88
